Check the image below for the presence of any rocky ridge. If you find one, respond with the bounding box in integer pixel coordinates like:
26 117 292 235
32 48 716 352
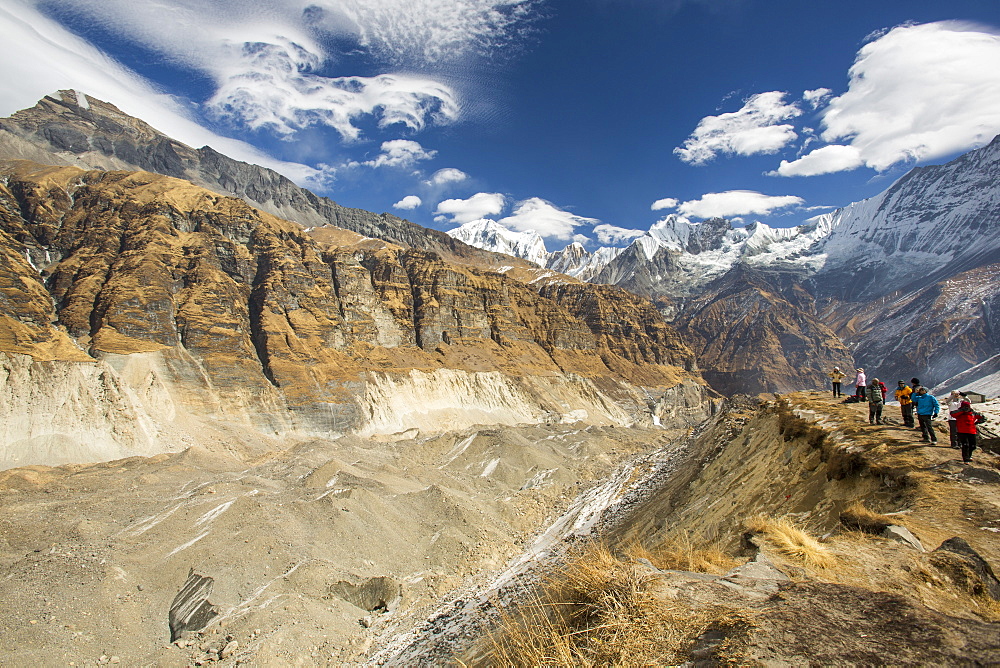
0 91 536 269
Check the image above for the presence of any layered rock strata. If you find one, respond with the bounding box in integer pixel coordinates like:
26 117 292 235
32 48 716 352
0 160 711 467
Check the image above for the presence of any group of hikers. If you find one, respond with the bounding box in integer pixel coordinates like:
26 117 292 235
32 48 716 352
827 366 984 464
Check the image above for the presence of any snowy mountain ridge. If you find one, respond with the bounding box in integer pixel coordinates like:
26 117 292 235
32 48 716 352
451 134 1000 304
446 219 549 267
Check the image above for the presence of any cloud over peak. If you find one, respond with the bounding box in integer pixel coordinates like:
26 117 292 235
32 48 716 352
818 20 1000 171
674 91 802 165
676 190 804 219
499 198 599 240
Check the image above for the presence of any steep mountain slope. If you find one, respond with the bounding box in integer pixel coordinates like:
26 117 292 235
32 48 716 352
0 159 710 469
672 267 853 396
452 139 1000 394
0 91 530 268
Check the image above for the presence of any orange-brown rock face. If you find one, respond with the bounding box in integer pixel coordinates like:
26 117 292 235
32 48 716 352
0 161 710 457
671 267 854 395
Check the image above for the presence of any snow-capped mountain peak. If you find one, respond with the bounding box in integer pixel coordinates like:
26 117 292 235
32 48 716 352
447 219 549 267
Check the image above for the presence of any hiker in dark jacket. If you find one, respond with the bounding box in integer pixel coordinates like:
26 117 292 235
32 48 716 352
867 378 885 424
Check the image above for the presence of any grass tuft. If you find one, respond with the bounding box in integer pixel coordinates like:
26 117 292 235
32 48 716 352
624 533 737 574
839 501 896 534
745 515 835 568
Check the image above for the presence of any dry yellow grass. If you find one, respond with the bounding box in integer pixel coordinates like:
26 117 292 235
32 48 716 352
487 543 752 667
839 501 896 534
624 533 737 574
745 515 835 569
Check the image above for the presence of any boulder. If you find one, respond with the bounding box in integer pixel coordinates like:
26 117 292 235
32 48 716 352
929 537 1000 600
168 569 220 642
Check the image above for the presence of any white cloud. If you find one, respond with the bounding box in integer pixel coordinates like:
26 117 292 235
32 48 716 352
427 167 469 185
317 0 539 64
677 191 804 219
593 224 645 245
651 197 679 211
22 0 540 141
772 144 864 177
0 2 318 184
674 91 802 165
394 195 422 209
434 192 506 224
498 198 599 240
359 139 437 168
820 21 1000 171
802 88 832 109
210 70 459 139
571 233 591 246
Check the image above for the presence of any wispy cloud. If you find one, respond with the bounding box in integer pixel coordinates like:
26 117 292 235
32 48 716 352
316 0 541 64
27 0 541 141
771 144 863 177
593 224 645 245
393 195 423 209
356 139 437 168
210 70 458 139
674 91 802 165
650 197 678 211
677 191 804 219
802 88 832 109
426 167 469 185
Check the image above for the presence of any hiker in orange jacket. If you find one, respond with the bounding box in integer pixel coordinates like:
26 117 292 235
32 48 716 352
894 381 914 428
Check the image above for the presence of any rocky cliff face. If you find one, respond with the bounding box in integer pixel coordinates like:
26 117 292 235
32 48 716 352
671 267 853 395
0 159 711 468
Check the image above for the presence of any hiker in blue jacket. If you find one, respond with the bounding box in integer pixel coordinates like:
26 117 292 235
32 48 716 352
912 387 939 443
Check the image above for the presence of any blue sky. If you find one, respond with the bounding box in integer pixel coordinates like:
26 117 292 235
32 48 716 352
2 0 1000 251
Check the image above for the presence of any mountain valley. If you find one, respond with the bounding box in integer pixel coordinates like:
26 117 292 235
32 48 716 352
0 91 998 666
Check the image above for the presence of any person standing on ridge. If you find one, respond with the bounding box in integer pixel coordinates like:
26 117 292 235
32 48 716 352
950 399 979 464
895 381 914 428
878 379 888 402
867 377 885 424
910 378 923 429
912 387 939 443
946 390 962 449
854 368 867 399
829 367 846 397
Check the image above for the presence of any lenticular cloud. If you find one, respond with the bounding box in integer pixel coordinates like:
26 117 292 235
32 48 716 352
821 21 1000 171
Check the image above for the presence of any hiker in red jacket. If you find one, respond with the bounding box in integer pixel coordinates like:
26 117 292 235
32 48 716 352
950 399 979 464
